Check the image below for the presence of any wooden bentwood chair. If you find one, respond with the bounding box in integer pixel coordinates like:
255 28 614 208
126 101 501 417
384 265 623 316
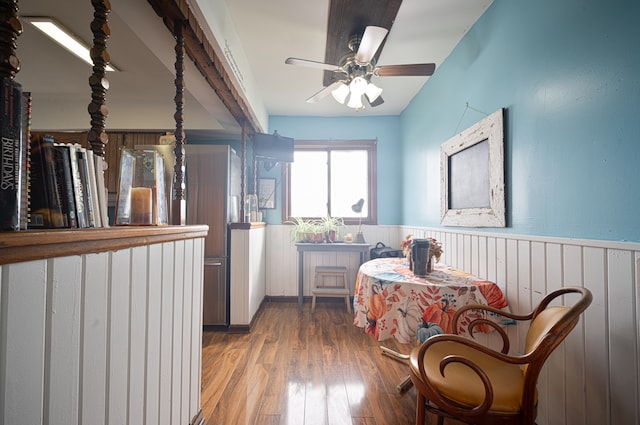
409 287 592 425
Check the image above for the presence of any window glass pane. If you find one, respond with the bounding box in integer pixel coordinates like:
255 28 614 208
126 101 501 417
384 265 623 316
290 151 328 217
330 150 368 218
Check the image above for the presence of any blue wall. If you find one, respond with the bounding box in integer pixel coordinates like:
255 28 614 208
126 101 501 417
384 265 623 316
401 0 640 242
269 0 640 242
267 116 403 224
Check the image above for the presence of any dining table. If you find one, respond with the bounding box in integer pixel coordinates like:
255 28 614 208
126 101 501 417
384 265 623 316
353 257 513 344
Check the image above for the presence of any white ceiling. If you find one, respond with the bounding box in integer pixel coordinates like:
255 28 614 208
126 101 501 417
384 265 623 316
14 0 493 139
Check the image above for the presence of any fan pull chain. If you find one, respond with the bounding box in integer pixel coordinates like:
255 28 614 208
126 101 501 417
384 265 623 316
453 102 490 135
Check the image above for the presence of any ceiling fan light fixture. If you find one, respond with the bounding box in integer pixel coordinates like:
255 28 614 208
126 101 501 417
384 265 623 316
347 93 363 109
365 82 383 103
349 76 368 96
331 82 349 104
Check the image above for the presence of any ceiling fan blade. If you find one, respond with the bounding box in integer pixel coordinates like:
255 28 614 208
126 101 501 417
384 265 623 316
305 80 345 103
355 26 389 64
374 63 436 77
285 57 341 72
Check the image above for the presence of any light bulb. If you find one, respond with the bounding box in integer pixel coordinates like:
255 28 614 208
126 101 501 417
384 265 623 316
365 82 383 103
349 76 368 96
331 82 349 104
347 93 363 109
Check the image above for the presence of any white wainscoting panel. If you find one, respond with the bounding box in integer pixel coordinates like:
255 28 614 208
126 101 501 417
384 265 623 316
0 237 205 425
230 226 266 326
266 224 640 425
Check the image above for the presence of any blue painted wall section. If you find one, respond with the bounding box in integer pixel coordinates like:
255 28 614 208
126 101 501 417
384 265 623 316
401 0 639 242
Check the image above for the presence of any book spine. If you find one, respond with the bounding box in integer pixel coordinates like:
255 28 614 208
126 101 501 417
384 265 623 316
20 91 31 230
54 145 78 228
94 154 110 227
28 136 51 228
0 77 23 231
41 135 66 228
28 135 66 228
68 144 88 228
85 149 102 227
76 147 96 227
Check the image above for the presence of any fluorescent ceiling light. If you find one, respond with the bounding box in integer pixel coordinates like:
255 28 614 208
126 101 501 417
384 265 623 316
24 17 118 72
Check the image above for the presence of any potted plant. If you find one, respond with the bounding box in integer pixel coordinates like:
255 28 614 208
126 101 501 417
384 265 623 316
285 217 314 242
319 216 346 242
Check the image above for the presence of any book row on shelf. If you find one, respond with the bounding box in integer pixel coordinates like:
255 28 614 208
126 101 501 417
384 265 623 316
0 77 109 232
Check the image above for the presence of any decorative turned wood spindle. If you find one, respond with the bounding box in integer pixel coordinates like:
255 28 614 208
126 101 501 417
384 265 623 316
241 124 247 222
0 0 21 79
172 20 186 225
87 0 112 157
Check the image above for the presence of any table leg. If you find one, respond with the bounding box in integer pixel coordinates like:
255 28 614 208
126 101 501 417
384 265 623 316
380 346 414 393
298 250 304 312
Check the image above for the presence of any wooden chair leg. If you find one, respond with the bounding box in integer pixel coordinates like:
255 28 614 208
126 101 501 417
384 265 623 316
416 391 426 425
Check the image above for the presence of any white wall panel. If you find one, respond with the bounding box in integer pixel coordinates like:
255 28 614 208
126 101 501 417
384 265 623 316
181 240 194 424
107 249 131 425
190 238 204 419
582 246 609 425
159 242 175 425
129 246 148 424
80 252 109 425
230 226 266 326
0 260 47 425
171 239 185 425
607 249 638 425
145 243 162 425
0 236 205 425
46 256 82 424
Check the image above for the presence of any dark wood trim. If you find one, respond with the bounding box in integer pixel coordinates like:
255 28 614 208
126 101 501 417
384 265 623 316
229 222 266 230
172 19 186 225
0 225 209 265
145 0 262 134
87 0 111 157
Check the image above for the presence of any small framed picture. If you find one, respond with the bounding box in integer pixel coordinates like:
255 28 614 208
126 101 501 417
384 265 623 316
258 178 276 209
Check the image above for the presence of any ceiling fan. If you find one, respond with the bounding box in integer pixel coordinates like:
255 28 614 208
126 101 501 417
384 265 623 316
285 26 436 110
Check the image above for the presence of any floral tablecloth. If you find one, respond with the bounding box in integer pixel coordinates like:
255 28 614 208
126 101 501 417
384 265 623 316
353 258 514 344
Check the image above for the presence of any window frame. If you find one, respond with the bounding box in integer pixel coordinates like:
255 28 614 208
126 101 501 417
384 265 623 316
282 139 377 226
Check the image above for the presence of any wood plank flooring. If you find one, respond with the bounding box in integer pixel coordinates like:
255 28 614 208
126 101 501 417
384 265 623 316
201 300 425 425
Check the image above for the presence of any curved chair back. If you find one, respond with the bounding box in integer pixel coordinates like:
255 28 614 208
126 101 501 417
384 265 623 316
409 286 593 425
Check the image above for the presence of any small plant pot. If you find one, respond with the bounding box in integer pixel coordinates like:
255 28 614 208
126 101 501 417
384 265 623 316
326 230 336 243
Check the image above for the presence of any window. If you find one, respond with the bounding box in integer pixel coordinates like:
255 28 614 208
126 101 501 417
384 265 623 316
283 140 377 225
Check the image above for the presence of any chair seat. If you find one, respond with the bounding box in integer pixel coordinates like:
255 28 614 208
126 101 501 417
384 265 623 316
410 341 528 414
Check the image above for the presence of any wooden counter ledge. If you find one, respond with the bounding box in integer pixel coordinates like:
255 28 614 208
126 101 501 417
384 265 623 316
0 225 209 265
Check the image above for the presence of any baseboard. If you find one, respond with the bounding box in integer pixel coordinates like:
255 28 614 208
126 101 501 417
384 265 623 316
265 295 353 303
190 408 205 425
227 298 268 334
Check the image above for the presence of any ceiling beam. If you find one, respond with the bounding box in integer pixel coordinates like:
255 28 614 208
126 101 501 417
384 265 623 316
145 0 262 135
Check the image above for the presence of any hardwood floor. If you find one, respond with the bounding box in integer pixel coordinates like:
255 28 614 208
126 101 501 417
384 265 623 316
201 300 424 425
